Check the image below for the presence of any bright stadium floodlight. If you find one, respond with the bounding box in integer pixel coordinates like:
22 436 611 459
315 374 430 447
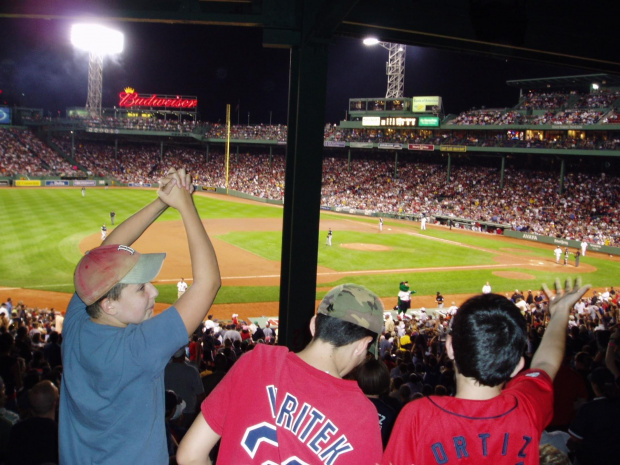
363 37 380 46
364 37 406 98
71 24 124 116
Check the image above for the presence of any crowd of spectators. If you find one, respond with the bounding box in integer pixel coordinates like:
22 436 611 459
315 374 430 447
447 109 606 126
518 92 570 110
2 278 619 463
322 125 620 149
3 128 620 246
204 123 287 142
82 116 202 133
321 155 620 246
79 117 289 142
0 128 76 178
602 110 620 124
575 90 620 109
446 89 620 127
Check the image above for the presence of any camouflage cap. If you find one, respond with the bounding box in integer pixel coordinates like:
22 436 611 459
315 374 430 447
317 284 384 335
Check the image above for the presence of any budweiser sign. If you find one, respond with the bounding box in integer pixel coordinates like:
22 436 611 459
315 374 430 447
118 87 198 109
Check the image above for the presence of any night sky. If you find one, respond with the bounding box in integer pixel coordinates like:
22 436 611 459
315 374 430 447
0 18 585 124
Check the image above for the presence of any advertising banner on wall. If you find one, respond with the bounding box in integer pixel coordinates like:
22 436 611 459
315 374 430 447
15 180 41 187
45 180 70 186
408 144 435 151
0 107 11 125
73 180 97 187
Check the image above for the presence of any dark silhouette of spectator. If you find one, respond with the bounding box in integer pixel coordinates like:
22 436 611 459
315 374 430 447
355 358 398 449
7 380 59 465
568 367 620 465
0 333 22 412
201 353 229 397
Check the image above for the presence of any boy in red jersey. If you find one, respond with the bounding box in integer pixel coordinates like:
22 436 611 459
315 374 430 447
383 278 589 465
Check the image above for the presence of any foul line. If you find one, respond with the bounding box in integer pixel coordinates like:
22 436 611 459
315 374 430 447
7 263 531 291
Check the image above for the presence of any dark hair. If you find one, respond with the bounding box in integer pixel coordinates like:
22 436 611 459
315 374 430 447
0 332 14 353
314 313 377 347
391 377 404 390
450 293 527 387
434 385 448 396
86 282 129 318
356 359 390 396
589 367 619 399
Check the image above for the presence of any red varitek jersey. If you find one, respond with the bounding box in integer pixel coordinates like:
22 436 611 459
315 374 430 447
383 369 553 465
202 344 383 465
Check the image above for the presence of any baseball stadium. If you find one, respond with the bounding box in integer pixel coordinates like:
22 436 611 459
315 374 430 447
2 3 620 464
2 76 620 323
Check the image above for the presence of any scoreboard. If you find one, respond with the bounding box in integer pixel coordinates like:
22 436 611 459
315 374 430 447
348 96 442 128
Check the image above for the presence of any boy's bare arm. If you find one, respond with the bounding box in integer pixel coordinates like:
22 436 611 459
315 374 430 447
159 168 221 334
531 278 590 380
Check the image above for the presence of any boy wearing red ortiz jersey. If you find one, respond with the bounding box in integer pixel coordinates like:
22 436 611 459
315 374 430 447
383 278 589 465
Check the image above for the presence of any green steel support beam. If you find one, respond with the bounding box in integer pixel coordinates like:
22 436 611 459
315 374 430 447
278 40 329 351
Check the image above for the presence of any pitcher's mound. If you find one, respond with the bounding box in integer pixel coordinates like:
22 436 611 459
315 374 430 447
493 271 536 280
340 243 392 252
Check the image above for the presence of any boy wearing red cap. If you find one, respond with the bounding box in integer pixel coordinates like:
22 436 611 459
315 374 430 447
59 168 221 465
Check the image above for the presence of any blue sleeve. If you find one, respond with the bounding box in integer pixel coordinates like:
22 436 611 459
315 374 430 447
126 307 188 375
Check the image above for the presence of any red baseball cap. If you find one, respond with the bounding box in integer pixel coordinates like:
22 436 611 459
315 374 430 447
74 244 166 305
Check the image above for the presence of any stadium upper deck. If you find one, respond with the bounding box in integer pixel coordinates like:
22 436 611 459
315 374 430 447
4 74 616 161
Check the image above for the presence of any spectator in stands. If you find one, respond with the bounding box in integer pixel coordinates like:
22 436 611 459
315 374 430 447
177 284 385 465
383 279 590 464
164 346 205 430
7 380 59 465
356 357 398 449
59 168 221 465
567 367 620 465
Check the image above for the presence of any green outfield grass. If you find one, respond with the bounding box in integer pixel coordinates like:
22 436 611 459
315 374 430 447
0 188 618 306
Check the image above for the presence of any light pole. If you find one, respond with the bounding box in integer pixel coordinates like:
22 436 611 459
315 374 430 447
363 37 406 98
71 24 124 117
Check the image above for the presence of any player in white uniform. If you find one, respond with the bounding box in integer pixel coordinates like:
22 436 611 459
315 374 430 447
101 224 107 241
554 246 563 263
421 216 427 230
177 278 188 298
581 240 588 257
326 228 333 246
379 217 383 232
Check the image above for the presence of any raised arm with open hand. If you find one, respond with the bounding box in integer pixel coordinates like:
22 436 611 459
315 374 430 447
158 168 221 335
531 278 591 380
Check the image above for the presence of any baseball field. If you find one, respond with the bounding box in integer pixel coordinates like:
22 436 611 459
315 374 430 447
0 187 618 321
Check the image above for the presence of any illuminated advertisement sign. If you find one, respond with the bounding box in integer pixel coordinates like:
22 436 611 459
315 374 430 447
418 116 440 127
381 117 417 127
118 87 198 109
440 145 467 152
412 96 441 112
362 116 381 126
363 116 418 127
408 144 435 151
0 106 10 125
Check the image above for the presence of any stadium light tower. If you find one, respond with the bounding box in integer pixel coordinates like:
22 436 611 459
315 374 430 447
71 24 124 116
363 37 406 98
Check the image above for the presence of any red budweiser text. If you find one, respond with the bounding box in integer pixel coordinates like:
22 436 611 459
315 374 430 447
118 92 198 109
